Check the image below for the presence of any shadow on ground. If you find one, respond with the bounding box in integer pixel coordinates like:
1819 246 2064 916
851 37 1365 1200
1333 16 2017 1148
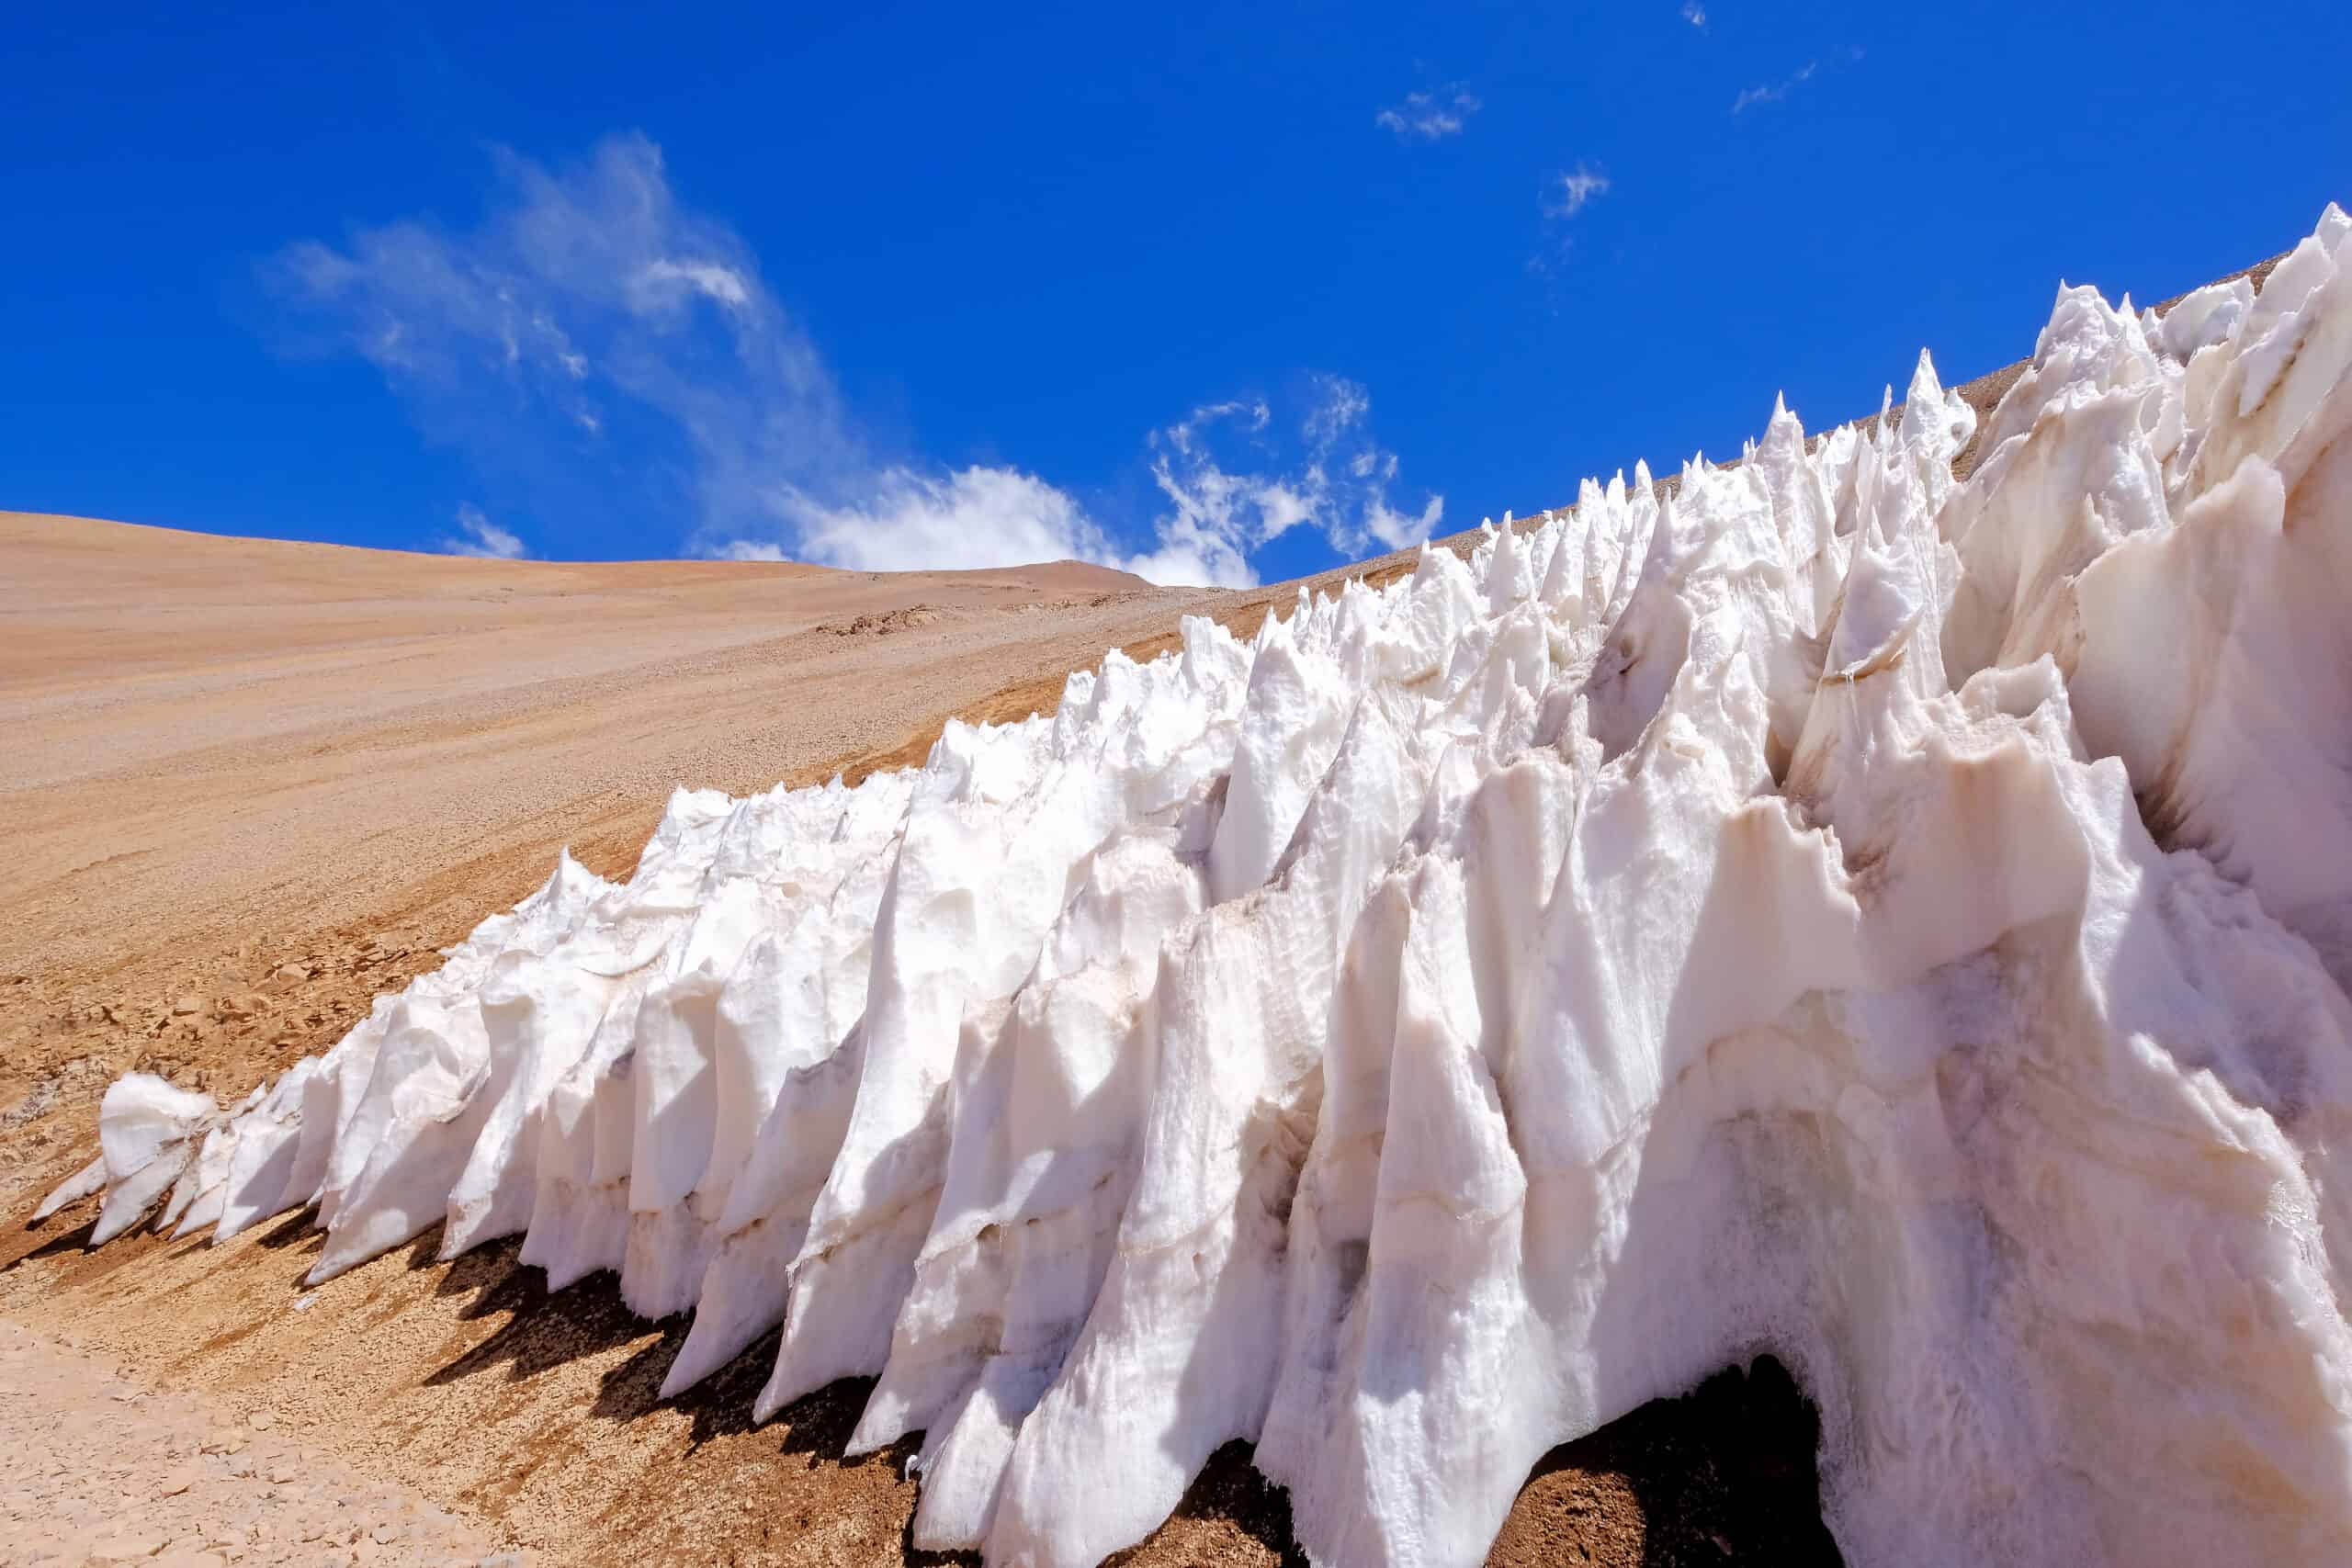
410 1233 1837 1565
1497 1356 1844 1568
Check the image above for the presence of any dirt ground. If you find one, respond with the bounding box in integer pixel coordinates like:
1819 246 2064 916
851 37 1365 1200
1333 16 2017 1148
0 1317 514 1566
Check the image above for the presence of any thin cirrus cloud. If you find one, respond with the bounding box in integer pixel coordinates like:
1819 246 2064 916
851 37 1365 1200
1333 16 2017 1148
1546 164 1612 218
440 502 528 559
1680 2 1707 27
1374 85 1483 141
267 131 1440 588
1527 162 1613 286
1732 60 1820 114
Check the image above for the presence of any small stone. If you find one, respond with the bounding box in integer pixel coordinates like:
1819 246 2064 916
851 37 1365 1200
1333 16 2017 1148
159 1469 197 1497
245 1410 275 1431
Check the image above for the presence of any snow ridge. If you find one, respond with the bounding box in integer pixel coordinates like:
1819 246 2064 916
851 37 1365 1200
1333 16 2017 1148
47 205 2352 1566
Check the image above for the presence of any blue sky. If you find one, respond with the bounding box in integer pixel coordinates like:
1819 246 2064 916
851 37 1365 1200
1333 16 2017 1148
7 2 2348 587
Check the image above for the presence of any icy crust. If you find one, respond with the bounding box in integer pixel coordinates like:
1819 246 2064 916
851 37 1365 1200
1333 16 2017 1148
46 207 2352 1566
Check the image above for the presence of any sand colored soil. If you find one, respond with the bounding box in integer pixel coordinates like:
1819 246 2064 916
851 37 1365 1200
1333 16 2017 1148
0 1318 514 1566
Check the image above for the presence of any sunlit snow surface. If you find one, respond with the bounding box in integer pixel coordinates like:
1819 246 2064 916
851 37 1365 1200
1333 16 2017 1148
51 206 2352 1565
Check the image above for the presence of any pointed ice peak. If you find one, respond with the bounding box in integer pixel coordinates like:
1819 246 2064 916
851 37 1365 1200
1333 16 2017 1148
2315 201 2350 254
1483 515 1524 613
34 1156 105 1223
1895 350 1953 447
1906 348 1945 406
89 1074 220 1246
535 846 606 914
1256 604 1296 656
1756 393 1807 465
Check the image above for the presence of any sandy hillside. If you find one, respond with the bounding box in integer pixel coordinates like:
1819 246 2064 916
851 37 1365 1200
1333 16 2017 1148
0 507 1838 1566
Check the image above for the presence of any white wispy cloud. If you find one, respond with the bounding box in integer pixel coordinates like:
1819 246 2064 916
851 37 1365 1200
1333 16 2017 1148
1680 2 1708 27
1134 374 1443 585
276 131 1440 588
1374 85 1483 141
1546 164 1612 218
275 133 853 557
1527 162 1613 285
1733 60 1819 114
633 258 752 310
441 503 527 559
